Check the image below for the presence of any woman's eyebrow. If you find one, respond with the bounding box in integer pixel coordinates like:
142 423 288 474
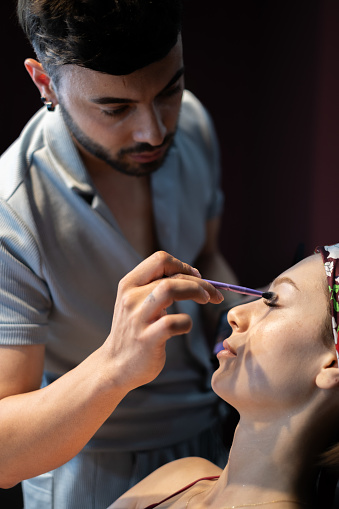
271 276 300 291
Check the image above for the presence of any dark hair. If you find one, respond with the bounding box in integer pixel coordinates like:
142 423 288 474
17 0 183 79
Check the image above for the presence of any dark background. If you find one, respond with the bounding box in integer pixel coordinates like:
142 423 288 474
182 0 339 287
1 0 339 506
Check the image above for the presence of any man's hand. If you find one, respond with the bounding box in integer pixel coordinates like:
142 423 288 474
103 251 224 391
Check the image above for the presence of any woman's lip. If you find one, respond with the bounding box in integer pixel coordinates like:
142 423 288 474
128 147 166 163
221 339 237 355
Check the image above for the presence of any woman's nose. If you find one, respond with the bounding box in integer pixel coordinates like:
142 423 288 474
227 302 252 333
132 105 167 146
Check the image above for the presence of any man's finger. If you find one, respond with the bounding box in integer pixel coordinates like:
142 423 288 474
140 278 213 324
119 251 201 289
141 313 193 345
169 273 224 303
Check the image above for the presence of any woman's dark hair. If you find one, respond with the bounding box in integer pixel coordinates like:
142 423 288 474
17 0 183 80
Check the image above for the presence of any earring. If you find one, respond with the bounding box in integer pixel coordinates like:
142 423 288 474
41 96 55 112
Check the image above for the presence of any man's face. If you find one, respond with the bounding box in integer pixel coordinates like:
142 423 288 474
54 38 184 177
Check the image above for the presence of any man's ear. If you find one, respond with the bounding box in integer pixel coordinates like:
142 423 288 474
316 353 339 390
24 58 59 106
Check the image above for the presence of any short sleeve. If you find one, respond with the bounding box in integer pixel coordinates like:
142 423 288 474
202 109 224 220
178 91 224 221
0 199 51 345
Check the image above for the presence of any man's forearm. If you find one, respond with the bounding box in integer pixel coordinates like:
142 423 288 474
0 345 128 488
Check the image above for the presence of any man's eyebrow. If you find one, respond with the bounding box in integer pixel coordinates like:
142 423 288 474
90 67 185 105
271 276 300 292
161 67 185 92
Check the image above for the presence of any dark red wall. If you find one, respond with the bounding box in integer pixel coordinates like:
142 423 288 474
1 0 339 288
184 0 339 286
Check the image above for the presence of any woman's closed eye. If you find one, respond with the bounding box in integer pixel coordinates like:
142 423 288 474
263 294 279 308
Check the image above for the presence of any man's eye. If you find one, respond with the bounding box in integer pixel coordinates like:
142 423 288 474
101 106 128 117
162 84 182 98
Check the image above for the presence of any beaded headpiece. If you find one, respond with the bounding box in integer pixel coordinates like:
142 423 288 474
316 244 339 362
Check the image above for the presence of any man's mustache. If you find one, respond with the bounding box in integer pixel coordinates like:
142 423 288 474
119 133 174 156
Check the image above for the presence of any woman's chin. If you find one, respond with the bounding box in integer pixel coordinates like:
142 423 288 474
211 369 227 400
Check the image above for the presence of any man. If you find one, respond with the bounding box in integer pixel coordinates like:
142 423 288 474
0 1 238 507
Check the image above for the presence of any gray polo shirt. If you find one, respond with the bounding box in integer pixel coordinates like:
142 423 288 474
0 90 224 450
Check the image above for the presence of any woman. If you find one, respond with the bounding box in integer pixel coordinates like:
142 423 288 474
108 244 339 509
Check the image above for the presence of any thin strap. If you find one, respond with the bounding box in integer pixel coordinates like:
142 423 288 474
143 476 220 508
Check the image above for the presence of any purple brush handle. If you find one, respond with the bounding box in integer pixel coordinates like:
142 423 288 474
203 279 263 297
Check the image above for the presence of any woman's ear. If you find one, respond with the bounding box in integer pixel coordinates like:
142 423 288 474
24 58 59 106
316 354 339 390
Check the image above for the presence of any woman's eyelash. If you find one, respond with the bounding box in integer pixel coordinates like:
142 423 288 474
264 301 277 308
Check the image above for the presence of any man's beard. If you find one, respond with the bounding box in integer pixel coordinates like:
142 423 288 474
58 102 176 177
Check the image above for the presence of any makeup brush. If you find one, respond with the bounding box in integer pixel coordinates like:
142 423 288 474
203 279 275 300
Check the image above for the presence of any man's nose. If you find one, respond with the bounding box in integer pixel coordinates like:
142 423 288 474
132 105 167 146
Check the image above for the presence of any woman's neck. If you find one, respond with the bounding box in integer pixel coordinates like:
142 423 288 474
202 412 323 508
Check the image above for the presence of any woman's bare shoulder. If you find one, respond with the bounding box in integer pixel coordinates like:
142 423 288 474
108 457 222 509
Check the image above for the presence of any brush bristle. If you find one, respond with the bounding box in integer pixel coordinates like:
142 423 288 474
262 291 276 300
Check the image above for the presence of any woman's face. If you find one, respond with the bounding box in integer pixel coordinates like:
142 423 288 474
212 254 333 417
